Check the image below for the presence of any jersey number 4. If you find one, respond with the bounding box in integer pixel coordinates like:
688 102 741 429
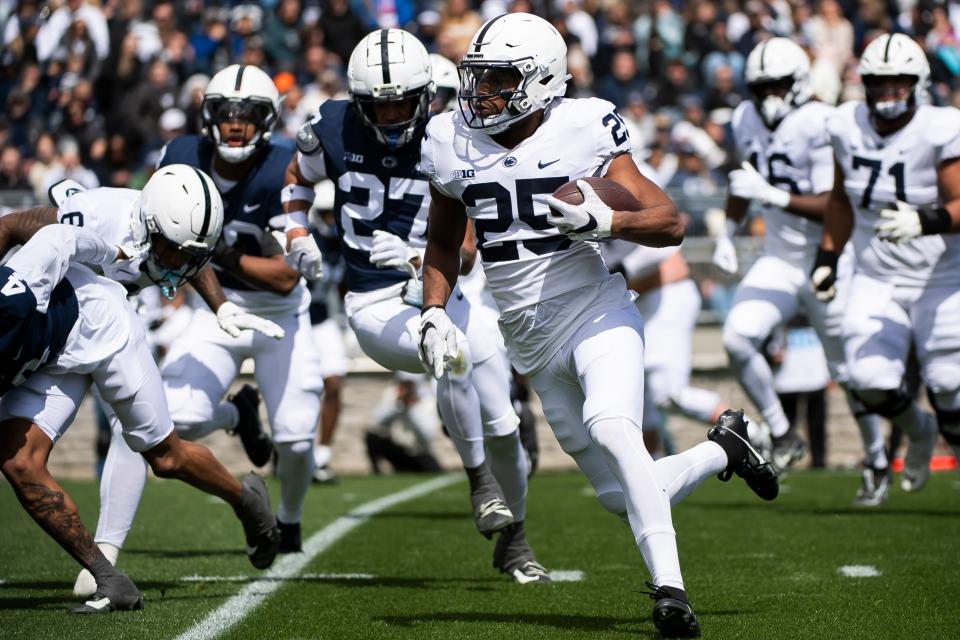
852 156 906 209
465 177 572 263
1 273 25 296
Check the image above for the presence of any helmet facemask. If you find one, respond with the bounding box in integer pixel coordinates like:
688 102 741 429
862 74 919 121
458 59 565 134
201 95 278 163
353 84 432 149
748 74 807 128
142 221 214 300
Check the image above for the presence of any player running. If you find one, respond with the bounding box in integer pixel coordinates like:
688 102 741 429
283 29 547 584
812 33 960 494
0 223 279 614
713 38 887 504
419 13 778 637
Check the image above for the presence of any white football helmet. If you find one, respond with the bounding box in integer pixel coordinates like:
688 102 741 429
458 13 570 134
744 38 811 128
858 33 929 121
201 64 280 163
430 53 459 114
347 28 434 148
138 164 224 297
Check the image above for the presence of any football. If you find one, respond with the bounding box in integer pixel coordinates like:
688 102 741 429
550 177 642 212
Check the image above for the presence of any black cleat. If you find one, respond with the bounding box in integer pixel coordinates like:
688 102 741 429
708 409 780 501
644 582 701 638
233 472 281 569
853 463 891 507
229 385 273 467
493 522 551 584
69 572 143 614
472 491 513 539
771 430 807 472
278 520 302 554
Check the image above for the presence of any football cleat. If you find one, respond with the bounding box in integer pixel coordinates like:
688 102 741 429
229 385 273 467
644 582 701 638
493 522 551 584
771 430 807 471
278 520 302 554
232 472 281 569
708 409 780 501
312 463 339 485
902 414 937 493
854 463 891 507
68 572 143 614
472 493 514 539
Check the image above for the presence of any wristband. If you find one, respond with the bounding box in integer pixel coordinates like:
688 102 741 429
919 207 952 235
281 184 316 205
421 304 446 315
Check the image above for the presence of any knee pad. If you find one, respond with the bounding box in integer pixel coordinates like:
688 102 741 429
853 387 912 419
722 325 763 366
926 389 960 446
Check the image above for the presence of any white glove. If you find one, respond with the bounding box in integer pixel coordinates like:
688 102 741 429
217 301 285 339
729 161 791 208
285 235 324 280
418 306 459 379
370 230 418 278
117 241 151 263
544 179 613 240
875 201 922 242
712 218 739 274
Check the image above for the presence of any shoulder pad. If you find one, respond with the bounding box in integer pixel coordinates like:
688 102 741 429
297 122 321 155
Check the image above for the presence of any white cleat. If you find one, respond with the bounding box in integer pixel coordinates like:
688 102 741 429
902 414 938 493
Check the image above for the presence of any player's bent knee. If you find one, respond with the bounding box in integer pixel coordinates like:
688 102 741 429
722 325 763 364
596 489 627 518
275 439 314 462
854 387 912 418
927 389 960 446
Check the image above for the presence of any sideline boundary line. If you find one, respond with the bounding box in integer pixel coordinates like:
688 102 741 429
173 474 461 640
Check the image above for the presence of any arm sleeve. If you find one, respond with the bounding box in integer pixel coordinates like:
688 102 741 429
419 128 458 198
7 226 116 312
297 151 328 183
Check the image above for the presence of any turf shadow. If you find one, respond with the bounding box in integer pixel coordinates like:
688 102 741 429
124 548 247 559
377 611 652 635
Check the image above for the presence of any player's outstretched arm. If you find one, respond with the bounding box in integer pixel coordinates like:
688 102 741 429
190 265 286 340
810 159 853 302
0 207 58 259
423 185 468 308
604 154 684 247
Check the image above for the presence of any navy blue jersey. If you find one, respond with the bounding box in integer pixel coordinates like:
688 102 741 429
0 266 79 395
302 100 430 293
159 135 295 292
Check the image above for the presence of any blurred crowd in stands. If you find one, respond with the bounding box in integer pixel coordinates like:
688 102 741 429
2 0 960 236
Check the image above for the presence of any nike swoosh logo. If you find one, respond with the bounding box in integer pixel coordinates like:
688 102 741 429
246 545 259 555
84 597 112 610
243 204 260 213
538 159 560 169
574 215 598 234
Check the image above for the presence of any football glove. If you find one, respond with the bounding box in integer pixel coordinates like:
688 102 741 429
712 218 739 274
217 301 285 339
370 230 419 278
729 161 791 208
875 201 952 242
418 305 459 379
545 179 613 241
810 247 839 303
285 235 324 280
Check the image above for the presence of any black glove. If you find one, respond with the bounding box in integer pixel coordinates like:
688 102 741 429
810 247 839 303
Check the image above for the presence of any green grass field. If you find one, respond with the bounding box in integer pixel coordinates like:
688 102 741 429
1 470 958 639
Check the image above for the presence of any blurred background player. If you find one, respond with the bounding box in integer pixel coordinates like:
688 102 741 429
813 33 960 496
713 39 885 503
365 371 442 474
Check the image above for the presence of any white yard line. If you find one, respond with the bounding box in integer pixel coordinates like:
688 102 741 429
838 565 881 578
179 573 374 583
174 474 460 640
549 570 584 582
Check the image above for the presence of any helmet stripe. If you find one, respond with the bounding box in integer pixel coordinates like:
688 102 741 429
883 34 894 62
380 29 391 84
190 168 212 240
759 41 767 72
235 65 246 90
473 14 506 52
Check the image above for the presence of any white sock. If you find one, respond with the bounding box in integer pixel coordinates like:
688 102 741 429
275 439 315 524
845 391 888 468
95 418 147 548
726 334 790 437
588 417 684 591
671 386 723 424
654 441 728 506
486 430 528 522
436 366 486 469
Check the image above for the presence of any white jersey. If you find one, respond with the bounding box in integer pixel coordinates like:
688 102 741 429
421 97 630 313
732 100 835 267
421 97 636 373
56 187 154 292
829 102 960 287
